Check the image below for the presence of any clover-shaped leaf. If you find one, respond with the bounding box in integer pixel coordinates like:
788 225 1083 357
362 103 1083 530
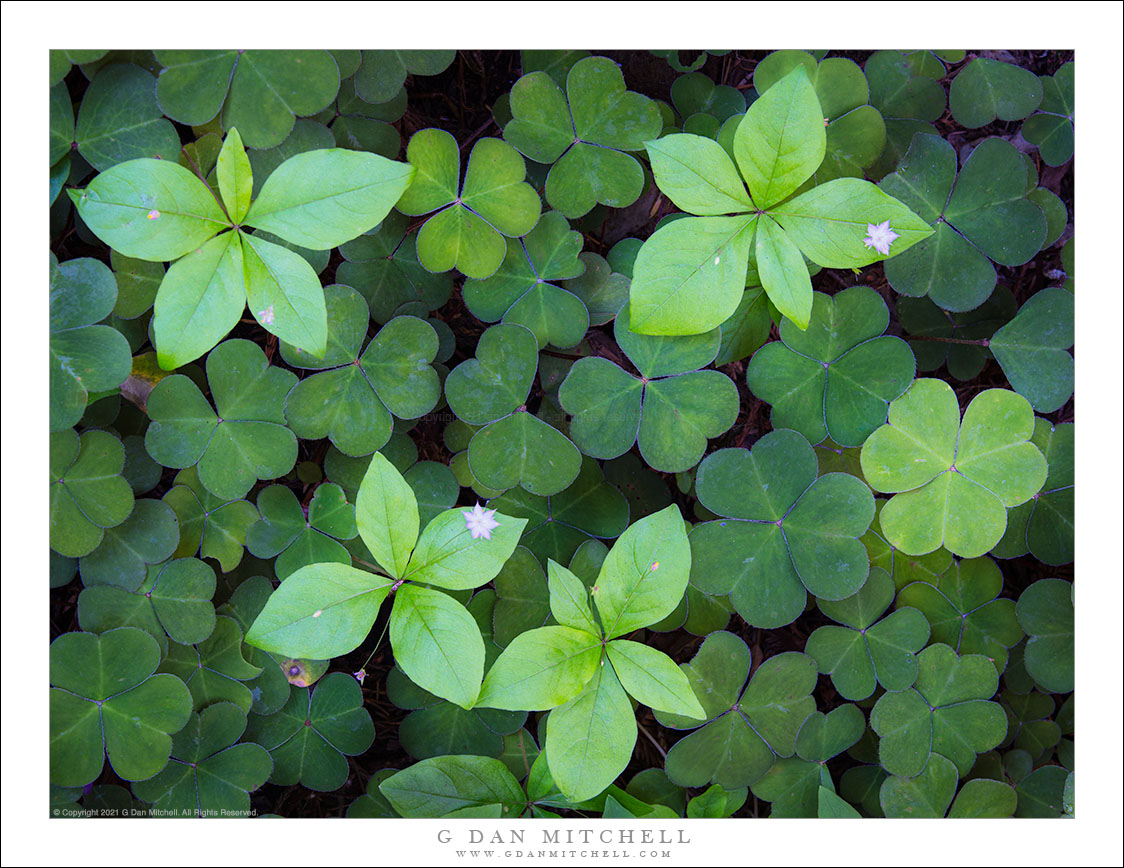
50 627 192 786
77 499 179 591
880 754 1016 818
397 130 541 279
871 643 1006 777
747 286 916 446
1016 579 1073 695
671 71 747 136
949 57 1043 129
463 211 590 349
990 288 1074 414
50 256 132 432
145 339 298 502
864 50 946 180
131 702 272 817
245 671 374 792
79 555 217 649
50 429 135 558
160 616 263 713
558 305 738 473
1001 690 1062 761
1021 62 1074 166
691 429 875 627
806 567 930 701
162 467 259 572
860 379 1047 557
446 323 581 495
246 483 356 580
880 134 1048 311
217 576 295 716
353 49 455 105
336 211 454 323
155 50 341 149
897 556 1023 674
994 420 1073 565
504 56 662 218
282 288 441 457
656 633 818 790
487 456 630 566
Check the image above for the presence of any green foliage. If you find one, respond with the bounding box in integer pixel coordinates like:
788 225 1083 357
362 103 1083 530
880 135 1047 311
47 49 1076 824
70 129 413 367
747 286 915 446
861 380 1047 557
691 429 875 627
397 129 541 279
631 67 931 334
504 56 662 218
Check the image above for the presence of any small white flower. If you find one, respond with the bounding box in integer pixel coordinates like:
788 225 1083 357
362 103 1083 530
863 220 900 256
464 502 500 540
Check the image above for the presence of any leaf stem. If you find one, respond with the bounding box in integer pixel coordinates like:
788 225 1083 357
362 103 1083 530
907 335 990 346
636 721 667 760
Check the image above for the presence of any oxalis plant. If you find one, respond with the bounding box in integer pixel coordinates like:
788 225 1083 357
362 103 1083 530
47 49 1076 825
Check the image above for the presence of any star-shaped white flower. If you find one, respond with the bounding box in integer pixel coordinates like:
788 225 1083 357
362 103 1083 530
464 503 500 540
863 220 900 256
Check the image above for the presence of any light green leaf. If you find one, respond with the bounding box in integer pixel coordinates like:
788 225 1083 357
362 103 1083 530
241 232 327 357
628 215 756 336
245 148 414 249
70 159 228 262
607 640 705 718
391 584 485 709
593 504 690 640
355 451 418 579
755 215 812 329
403 507 528 590
153 231 246 369
246 563 392 658
733 66 825 209
646 133 753 215
216 127 252 223
478 625 601 710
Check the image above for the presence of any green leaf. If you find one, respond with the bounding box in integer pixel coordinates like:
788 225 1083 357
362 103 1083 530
246 672 373 791
547 559 600 636
241 232 327 357
990 288 1074 413
545 663 636 802
51 429 135 558
733 65 825 209
403 507 528 590
593 505 690 639
355 451 418 578
445 323 538 425
628 214 756 336
754 215 812 329
478 625 601 710
49 257 132 431
246 563 392 658
880 754 958 818
645 134 753 215
606 640 705 718
468 411 583 496
75 64 181 171
769 177 935 268
354 50 455 104
747 286 915 446
861 379 1047 557
71 158 228 262
391 584 486 709
245 149 414 249
50 628 193 786
1016 579 1073 694
77 499 180 591
949 58 1043 128
216 127 252 223
153 230 246 369
379 755 525 819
